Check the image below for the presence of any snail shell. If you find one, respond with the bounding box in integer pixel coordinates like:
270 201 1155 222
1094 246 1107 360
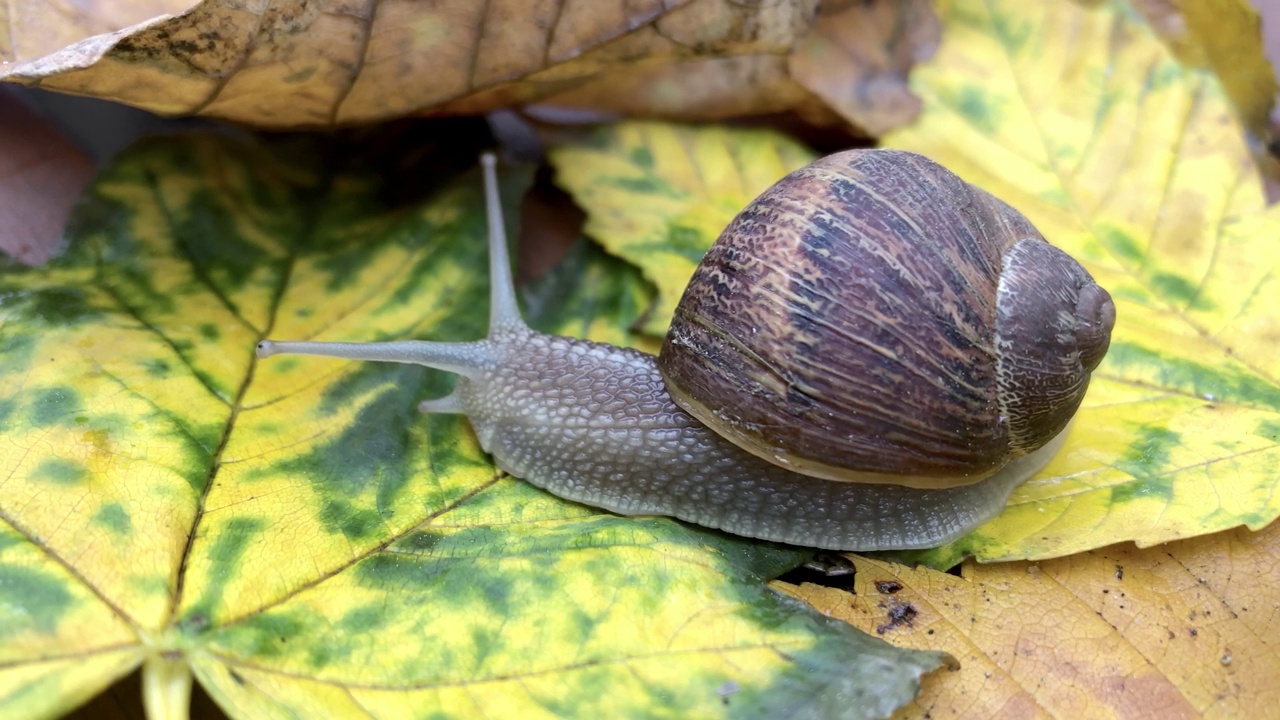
659 149 1115 489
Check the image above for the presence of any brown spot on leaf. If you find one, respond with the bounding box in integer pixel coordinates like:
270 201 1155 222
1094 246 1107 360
875 600 918 634
875 580 903 594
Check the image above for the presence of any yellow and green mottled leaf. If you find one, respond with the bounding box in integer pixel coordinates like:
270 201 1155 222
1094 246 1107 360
548 1 1280 569
549 123 817 336
884 0 1280 566
0 134 945 719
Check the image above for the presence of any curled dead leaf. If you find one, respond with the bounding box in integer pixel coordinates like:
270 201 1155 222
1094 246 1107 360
528 54 834 125
788 0 940 135
1 0 937 136
0 0 815 127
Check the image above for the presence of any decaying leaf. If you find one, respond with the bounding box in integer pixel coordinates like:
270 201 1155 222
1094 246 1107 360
531 0 941 135
529 54 831 125
788 0 940 135
0 0 817 128
0 134 948 720
0 0 939 136
782 520 1280 718
551 0 1280 567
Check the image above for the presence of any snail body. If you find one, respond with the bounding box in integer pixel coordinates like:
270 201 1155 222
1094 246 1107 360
257 151 1113 551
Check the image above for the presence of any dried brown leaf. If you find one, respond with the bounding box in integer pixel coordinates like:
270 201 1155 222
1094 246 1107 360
529 54 832 123
529 0 941 135
0 0 828 128
781 523 1280 718
789 0 940 135
1 0 937 134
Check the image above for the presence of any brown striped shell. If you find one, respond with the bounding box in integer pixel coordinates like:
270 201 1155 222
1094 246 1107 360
658 149 1115 490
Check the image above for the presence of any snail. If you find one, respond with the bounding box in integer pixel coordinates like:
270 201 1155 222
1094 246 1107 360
256 150 1114 551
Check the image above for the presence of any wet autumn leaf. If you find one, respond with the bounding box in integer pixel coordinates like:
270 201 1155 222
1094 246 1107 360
552 0 1280 567
782 520 1280 718
0 134 949 719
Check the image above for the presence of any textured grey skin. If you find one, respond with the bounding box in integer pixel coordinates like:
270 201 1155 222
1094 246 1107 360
458 323 1063 551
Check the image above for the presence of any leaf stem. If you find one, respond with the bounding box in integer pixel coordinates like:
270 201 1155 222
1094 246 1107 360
143 652 193 720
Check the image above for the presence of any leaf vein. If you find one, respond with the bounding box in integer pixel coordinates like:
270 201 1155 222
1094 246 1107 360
0 503 140 628
144 167 261 336
187 6 268 116
327 2 378 126
210 472 505 628
205 639 815 692
93 279 229 407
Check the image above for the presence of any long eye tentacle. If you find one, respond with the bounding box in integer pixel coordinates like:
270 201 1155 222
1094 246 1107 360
480 152 527 334
254 338 493 377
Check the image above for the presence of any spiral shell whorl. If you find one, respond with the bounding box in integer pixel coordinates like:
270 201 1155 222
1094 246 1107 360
995 238 1114 454
659 149 1110 489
